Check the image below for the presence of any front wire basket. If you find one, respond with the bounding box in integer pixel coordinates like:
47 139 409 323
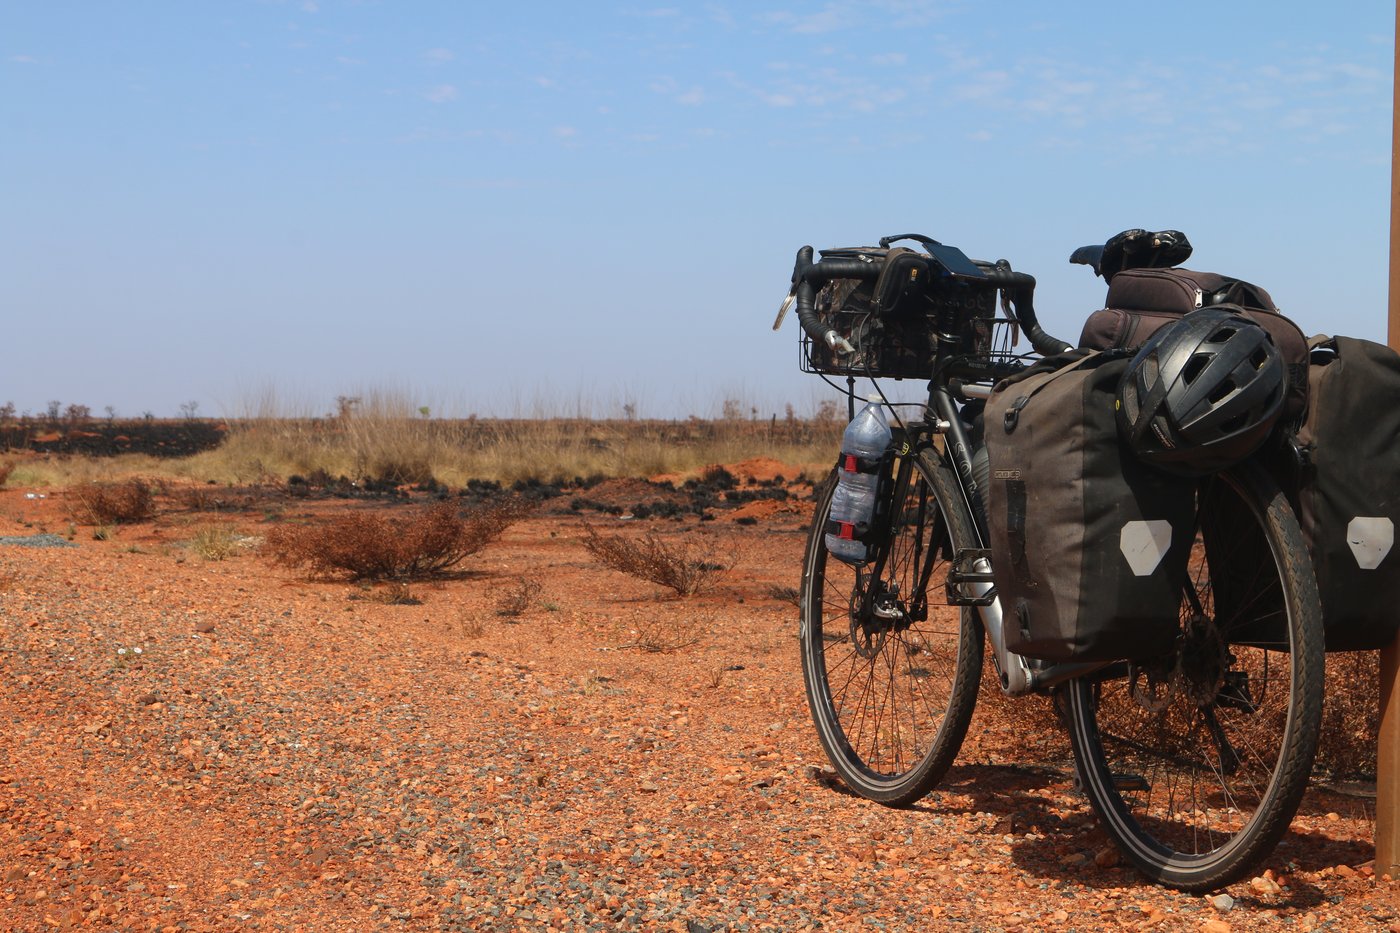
800 315 1026 382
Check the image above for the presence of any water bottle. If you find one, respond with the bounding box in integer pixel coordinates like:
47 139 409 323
825 397 892 564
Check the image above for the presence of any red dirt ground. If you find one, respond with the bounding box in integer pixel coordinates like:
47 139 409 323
0 474 1394 931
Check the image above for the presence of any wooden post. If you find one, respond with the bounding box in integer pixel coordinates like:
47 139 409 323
1376 0 1400 879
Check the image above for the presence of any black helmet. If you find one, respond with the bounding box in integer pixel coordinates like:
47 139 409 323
1118 308 1285 476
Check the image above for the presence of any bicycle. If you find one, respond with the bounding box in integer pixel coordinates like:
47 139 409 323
777 234 1325 892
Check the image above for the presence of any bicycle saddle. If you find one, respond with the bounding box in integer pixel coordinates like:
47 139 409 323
1070 228 1193 282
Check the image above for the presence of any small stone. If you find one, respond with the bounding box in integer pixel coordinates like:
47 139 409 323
1250 874 1282 895
4 867 26 882
1202 921 1231 933
1058 852 1089 869
136 693 159 706
1093 846 1119 868
638 781 659 793
195 620 215 634
1335 863 1357 878
1208 893 1235 911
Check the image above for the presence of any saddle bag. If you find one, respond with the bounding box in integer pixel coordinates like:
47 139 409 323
985 351 1196 662
1289 335 1400 651
1078 267 1309 417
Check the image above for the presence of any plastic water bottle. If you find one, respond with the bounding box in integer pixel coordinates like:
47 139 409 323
825 397 892 564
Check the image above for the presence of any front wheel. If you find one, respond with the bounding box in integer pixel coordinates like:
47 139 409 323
799 450 984 806
1065 462 1324 891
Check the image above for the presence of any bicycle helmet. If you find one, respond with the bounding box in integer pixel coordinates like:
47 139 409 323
1117 308 1285 476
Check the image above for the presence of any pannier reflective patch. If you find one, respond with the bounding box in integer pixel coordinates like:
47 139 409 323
1120 520 1173 576
1346 516 1394 570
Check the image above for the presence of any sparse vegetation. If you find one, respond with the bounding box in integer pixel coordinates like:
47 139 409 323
619 615 705 653
496 578 543 618
582 523 729 597
69 480 156 525
0 461 14 488
1318 652 1382 779
188 524 243 561
264 498 533 581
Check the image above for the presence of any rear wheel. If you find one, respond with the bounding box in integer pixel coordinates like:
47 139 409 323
799 450 983 806
1065 462 1323 891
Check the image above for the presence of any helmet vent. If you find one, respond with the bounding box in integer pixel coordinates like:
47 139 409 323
1208 380 1237 405
1181 353 1210 385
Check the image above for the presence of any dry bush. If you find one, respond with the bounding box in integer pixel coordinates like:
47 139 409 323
1318 652 1382 779
367 582 421 605
622 616 704 652
188 525 242 561
582 524 728 597
69 480 156 524
264 497 532 581
496 578 543 618
0 461 13 488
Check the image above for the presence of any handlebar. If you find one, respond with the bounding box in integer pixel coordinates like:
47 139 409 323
788 247 1071 361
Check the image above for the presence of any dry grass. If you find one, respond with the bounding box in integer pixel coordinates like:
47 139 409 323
582 524 728 597
264 498 532 581
68 480 156 525
188 524 243 561
181 396 840 488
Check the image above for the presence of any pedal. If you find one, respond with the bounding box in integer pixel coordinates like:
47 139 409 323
946 548 996 606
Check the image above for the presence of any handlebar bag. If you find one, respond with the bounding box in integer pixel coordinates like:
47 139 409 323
1078 267 1308 418
1287 335 1400 651
986 350 1196 662
804 244 995 379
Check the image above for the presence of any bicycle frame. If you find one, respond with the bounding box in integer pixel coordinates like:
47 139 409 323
899 358 1114 697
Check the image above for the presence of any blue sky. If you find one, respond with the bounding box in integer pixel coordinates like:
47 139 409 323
3 1 1394 419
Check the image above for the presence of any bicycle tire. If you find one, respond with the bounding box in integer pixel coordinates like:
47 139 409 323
1065 461 1324 891
799 449 984 806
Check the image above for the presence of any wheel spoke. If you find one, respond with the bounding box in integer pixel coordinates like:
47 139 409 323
1066 464 1323 891
800 454 983 806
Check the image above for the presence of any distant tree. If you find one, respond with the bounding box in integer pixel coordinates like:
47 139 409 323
64 404 91 425
0 402 14 425
335 396 360 420
103 406 117 423
179 400 199 419
721 398 743 421
45 400 61 424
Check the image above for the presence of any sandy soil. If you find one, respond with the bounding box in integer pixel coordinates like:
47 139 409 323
0 471 1394 932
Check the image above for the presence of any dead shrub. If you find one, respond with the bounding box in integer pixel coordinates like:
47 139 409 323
70 480 156 524
264 497 532 581
496 578 543 618
1318 652 1381 779
621 616 703 652
582 523 728 597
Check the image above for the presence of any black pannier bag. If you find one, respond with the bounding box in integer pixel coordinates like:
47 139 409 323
1078 267 1309 418
985 350 1196 662
803 243 1000 378
1288 335 1400 651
